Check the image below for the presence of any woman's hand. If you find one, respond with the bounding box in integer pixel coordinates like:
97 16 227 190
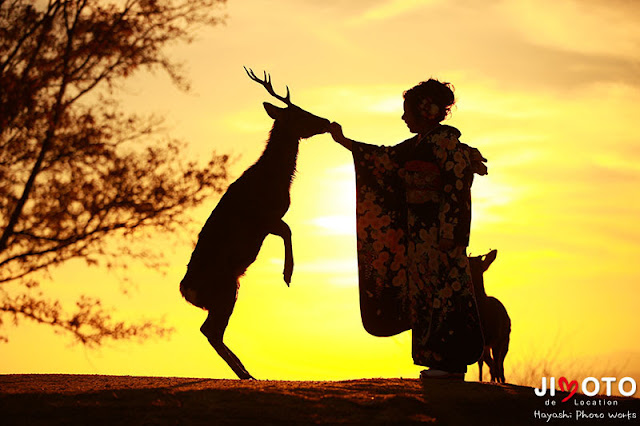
328 122 353 151
328 122 344 142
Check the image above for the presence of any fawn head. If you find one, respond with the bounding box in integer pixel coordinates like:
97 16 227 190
245 67 330 139
468 249 498 296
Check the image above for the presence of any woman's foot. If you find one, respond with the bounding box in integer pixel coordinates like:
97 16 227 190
420 369 465 381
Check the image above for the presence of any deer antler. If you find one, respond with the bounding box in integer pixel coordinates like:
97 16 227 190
244 67 292 106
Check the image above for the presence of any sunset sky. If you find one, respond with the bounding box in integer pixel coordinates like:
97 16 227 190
3 0 639 386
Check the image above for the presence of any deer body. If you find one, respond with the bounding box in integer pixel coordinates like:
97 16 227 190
180 70 329 379
468 249 511 383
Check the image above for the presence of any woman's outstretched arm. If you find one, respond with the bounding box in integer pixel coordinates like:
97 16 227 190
328 122 358 151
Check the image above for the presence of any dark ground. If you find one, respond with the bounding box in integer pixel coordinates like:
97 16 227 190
0 375 638 425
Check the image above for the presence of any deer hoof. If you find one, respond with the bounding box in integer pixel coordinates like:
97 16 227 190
284 266 293 286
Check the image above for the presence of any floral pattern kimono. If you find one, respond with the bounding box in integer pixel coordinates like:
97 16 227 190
352 125 486 369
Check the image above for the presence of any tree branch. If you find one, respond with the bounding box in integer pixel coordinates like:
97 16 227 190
0 293 174 347
0 1 82 254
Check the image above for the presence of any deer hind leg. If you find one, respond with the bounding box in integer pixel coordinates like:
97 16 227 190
494 337 510 383
489 347 499 382
481 346 495 382
200 290 255 380
482 346 497 382
490 346 504 383
478 346 487 381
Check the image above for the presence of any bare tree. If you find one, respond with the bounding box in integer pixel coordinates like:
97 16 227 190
0 0 229 346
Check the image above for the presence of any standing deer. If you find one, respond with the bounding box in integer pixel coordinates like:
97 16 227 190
468 249 511 383
180 68 330 379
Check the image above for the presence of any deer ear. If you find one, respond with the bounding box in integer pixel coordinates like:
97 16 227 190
263 102 285 120
482 249 497 271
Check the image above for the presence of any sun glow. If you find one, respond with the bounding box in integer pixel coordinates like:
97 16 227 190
310 215 356 236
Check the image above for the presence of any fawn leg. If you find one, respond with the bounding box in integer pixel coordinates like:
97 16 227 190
478 346 492 381
495 351 505 383
482 346 496 382
271 219 293 286
495 338 510 383
491 346 503 383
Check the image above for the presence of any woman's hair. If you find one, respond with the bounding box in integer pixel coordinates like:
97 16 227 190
403 78 456 122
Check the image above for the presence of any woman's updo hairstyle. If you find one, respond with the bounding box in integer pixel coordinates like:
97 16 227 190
403 78 456 122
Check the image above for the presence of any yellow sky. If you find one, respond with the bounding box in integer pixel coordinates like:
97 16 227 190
3 0 640 385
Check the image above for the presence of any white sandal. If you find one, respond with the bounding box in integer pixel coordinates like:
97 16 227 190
420 369 465 380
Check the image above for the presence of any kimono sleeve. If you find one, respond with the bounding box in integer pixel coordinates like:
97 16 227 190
432 131 473 247
351 141 411 337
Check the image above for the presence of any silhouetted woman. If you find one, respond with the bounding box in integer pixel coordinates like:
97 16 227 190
329 78 487 380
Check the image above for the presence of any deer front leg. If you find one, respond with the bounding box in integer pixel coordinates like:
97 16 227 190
270 219 293 286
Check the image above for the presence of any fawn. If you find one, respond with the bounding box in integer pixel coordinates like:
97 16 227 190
180 68 330 379
468 249 511 383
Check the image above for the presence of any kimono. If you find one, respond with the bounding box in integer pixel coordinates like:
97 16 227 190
352 124 486 369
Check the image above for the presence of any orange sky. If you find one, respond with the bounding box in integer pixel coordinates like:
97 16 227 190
2 0 639 386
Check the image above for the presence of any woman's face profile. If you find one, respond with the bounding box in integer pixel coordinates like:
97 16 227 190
402 99 424 134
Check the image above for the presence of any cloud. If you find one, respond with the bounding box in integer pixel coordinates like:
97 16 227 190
497 0 640 61
348 0 441 25
308 215 356 235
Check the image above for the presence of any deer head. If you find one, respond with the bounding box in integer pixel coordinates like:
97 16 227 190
245 67 330 139
479 249 497 272
468 249 498 297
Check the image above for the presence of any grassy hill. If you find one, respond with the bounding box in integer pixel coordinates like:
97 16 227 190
1 375 638 425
